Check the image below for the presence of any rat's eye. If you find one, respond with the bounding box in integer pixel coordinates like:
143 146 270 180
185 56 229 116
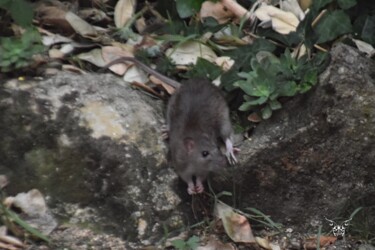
202 151 209 157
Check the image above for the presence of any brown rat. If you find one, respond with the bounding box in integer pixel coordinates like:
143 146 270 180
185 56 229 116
103 57 237 194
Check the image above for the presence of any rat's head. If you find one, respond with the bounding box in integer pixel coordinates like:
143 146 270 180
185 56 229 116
183 135 227 171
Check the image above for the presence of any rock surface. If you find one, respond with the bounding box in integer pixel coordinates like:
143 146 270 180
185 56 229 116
0 73 182 245
223 44 375 232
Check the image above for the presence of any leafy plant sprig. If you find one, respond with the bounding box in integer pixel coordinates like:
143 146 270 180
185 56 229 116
234 50 329 119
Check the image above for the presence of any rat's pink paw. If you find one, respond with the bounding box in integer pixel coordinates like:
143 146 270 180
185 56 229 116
195 178 204 193
187 182 196 195
195 184 204 193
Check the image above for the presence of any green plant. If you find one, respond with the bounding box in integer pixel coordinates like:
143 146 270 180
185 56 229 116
172 235 200 250
234 50 328 119
0 29 45 73
0 0 34 27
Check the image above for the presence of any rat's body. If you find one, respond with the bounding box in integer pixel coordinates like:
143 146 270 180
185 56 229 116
103 57 237 194
167 79 235 194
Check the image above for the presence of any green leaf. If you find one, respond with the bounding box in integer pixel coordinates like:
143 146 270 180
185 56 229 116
302 70 318 85
315 10 353 44
311 0 333 11
239 96 268 111
337 0 357 9
269 99 282 110
296 10 318 49
0 0 11 7
298 82 312 93
278 81 297 97
9 0 34 27
184 57 222 80
175 0 204 18
361 15 375 45
172 239 187 249
186 236 200 249
239 101 254 111
261 105 272 119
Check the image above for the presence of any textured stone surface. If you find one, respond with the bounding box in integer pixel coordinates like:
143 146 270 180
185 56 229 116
0 73 182 245
220 44 375 232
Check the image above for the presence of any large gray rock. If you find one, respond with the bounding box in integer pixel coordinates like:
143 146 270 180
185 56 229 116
0 73 182 245
222 44 375 231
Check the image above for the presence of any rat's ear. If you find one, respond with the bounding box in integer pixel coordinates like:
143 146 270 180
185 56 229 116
183 138 195 154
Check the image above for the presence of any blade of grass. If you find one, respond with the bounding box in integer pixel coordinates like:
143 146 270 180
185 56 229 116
1 204 50 243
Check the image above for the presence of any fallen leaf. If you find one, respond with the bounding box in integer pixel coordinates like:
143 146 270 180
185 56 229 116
123 65 149 84
255 4 299 34
270 242 281 250
0 227 24 248
214 201 256 243
62 64 87 74
280 0 305 21
352 39 375 57
114 0 136 28
149 75 176 95
299 0 312 11
248 112 262 123
35 5 73 34
215 56 234 71
196 235 236 250
304 235 337 249
42 34 73 46
166 41 217 65
135 17 147 33
78 48 106 67
65 11 98 37
79 8 111 23
200 1 235 24
255 236 271 249
101 46 135 75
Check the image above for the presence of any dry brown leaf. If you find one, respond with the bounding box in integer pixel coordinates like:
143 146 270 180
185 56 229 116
299 0 312 11
196 235 236 250
304 235 337 249
101 46 134 75
255 236 271 249
79 8 111 23
166 41 217 65
48 48 65 59
135 17 147 33
221 0 251 20
35 5 73 34
78 48 106 67
42 34 73 46
215 56 234 71
65 11 98 37
255 4 299 34
280 0 305 20
62 64 87 74
214 201 256 243
149 75 176 95
123 65 148 84
0 233 24 248
352 39 375 57
0 241 21 250
200 1 235 24
248 112 262 123
114 0 136 28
